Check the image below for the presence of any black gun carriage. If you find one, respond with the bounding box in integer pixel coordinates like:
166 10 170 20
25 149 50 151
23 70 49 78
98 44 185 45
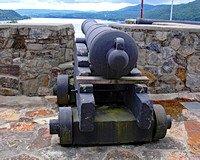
50 19 171 146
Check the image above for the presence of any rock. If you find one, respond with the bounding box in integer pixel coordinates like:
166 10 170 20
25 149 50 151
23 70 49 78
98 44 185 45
160 75 177 84
145 137 186 150
146 42 161 53
25 109 54 117
67 40 74 48
184 120 200 155
187 55 200 74
147 51 161 66
137 49 147 66
51 67 61 77
167 122 185 140
104 149 141 160
186 74 200 92
139 150 163 160
10 122 35 131
173 53 187 68
180 46 195 58
0 76 19 90
58 61 73 70
65 48 73 61
29 28 52 39
33 116 57 125
38 86 50 96
26 43 43 51
170 38 181 51
156 31 168 41
162 59 176 74
175 80 185 91
4 153 41 160
162 47 175 59
0 29 11 37
20 79 39 96
38 75 49 87
0 110 20 121
0 64 20 76
167 152 189 160
176 68 186 81
0 88 18 96
29 127 52 149
133 32 145 41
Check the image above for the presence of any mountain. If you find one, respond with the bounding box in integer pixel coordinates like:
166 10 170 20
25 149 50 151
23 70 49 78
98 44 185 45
144 0 200 21
15 0 200 21
0 9 29 21
15 4 166 21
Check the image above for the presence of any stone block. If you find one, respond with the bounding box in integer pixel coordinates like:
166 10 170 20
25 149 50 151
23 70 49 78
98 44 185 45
0 88 18 96
20 79 39 96
176 68 186 81
173 53 187 68
29 28 51 39
180 46 195 58
0 29 11 38
147 51 161 66
0 64 20 76
187 55 200 74
161 59 176 74
170 38 181 50
133 31 145 41
137 49 147 66
146 42 161 53
26 43 43 51
162 47 175 59
184 120 200 155
186 74 200 92
0 76 19 89
156 31 168 41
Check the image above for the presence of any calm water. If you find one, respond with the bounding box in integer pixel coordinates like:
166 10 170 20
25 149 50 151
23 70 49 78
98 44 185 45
17 18 118 38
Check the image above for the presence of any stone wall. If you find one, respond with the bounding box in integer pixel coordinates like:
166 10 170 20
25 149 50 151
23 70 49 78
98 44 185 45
110 22 200 93
0 24 74 96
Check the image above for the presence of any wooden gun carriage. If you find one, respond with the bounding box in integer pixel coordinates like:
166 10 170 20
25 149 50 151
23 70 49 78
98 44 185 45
49 19 171 146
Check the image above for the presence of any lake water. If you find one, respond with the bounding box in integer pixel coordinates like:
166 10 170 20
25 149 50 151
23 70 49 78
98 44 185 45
17 18 119 38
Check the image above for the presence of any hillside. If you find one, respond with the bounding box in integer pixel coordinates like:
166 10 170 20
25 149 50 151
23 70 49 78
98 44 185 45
15 4 167 21
144 0 200 21
0 9 29 21
15 0 200 21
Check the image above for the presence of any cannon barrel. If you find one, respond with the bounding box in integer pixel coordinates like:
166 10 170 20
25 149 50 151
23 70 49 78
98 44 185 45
136 18 200 25
81 19 138 79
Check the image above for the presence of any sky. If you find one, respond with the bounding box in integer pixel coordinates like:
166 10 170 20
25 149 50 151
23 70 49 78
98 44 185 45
0 0 196 11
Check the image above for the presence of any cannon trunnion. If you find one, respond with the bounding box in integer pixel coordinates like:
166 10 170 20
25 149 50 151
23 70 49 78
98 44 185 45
50 20 171 146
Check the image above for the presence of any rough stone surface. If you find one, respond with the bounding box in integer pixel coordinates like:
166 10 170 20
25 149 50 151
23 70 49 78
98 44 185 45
0 94 199 159
110 24 200 93
104 149 141 160
184 120 200 155
0 24 74 96
162 59 176 74
167 152 189 160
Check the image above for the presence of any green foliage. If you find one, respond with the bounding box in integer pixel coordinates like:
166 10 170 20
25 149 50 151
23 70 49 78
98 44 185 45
0 9 30 21
144 0 200 21
7 19 18 23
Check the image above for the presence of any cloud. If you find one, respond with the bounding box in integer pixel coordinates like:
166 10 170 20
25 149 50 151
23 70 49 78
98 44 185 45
0 0 135 11
0 0 195 11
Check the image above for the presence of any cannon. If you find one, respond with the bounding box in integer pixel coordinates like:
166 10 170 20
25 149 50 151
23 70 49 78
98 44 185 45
50 19 171 146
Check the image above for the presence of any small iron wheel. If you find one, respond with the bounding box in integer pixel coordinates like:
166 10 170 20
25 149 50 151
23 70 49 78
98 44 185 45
57 75 69 105
153 104 171 141
58 107 73 146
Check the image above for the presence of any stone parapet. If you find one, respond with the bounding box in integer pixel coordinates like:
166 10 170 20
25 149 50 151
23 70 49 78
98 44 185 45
110 22 200 93
0 23 74 96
